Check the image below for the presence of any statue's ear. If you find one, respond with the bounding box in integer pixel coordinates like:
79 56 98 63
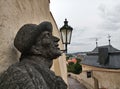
30 45 42 55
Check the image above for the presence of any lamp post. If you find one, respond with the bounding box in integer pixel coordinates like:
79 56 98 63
60 19 73 53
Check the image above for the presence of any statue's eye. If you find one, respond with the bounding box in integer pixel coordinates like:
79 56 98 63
45 33 51 38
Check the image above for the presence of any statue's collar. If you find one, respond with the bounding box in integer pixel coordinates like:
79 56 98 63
21 55 53 68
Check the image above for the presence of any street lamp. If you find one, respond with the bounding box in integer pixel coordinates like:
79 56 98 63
60 19 73 53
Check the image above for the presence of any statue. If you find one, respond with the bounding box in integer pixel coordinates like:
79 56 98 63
0 22 67 89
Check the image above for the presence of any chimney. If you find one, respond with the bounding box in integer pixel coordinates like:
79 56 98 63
98 47 109 65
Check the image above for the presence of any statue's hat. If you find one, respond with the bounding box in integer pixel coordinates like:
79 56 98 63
14 21 52 53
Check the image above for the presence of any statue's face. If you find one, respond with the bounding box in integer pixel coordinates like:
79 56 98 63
32 31 62 59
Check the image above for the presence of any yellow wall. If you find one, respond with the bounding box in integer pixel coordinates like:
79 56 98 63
0 0 67 83
93 70 120 89
81 64 120 89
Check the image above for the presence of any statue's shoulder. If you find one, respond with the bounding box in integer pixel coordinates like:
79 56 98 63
0 62 27 80
0 62 36 89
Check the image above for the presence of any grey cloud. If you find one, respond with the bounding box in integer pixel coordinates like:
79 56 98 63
87 37 102 41
99 4 120 31
71 27 89 41
72 27 87 36
102 22 120 31
51 0 120 53
70 42 89 46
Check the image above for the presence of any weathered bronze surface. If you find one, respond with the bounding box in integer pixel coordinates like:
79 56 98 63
0 22 67 89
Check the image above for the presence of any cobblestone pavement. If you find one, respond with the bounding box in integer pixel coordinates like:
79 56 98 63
68 77 87 89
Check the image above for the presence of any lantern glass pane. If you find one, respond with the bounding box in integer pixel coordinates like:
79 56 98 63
61 29 72 44
67 30 72 44
61 29 66 44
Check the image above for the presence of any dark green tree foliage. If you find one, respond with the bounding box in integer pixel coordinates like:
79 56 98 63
67 54 82 74
73 62 82 74
66 54 73 60
67 62 82 74
76 58 81 63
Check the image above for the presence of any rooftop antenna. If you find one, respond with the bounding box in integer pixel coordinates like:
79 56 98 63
108 34 111 45
96 38 98 47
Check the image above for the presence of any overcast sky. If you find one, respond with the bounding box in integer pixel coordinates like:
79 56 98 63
50 0 120 53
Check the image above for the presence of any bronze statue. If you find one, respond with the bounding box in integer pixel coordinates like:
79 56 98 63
0 22 67 89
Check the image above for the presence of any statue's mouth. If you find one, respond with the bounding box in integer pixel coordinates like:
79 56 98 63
55 44 59 47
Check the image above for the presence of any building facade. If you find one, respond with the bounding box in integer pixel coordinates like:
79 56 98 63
81 45 120 89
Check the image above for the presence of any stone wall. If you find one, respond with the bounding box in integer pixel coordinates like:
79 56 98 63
0 0 67 83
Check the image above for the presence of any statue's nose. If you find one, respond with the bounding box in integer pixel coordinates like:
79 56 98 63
53 36 60 42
